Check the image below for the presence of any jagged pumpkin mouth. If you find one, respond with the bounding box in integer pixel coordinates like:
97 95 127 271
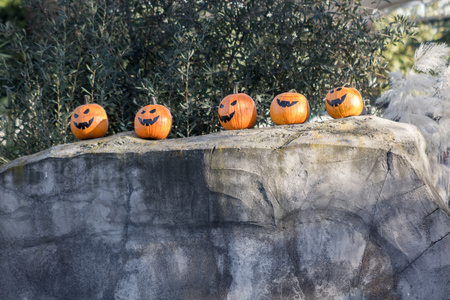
138 116 160 126
73 117 94 130
277 98 298 108
219 111 235 123
327 94 347 107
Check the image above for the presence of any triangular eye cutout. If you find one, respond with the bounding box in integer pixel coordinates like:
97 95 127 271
336 87 342 91
84 108 90 114
220 104 224 108
330 89 334 94
231 100 237 106
150 109 156 114
74 113 79 118
141 110 146 114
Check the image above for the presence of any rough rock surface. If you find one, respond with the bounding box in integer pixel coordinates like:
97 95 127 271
0 116 449 299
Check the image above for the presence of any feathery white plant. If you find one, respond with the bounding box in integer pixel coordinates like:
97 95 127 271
376 42 450 206
414 43 449 73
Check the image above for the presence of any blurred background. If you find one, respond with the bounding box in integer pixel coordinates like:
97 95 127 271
363 0 449 72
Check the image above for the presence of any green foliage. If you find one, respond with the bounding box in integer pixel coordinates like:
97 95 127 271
376 6 450 75
0 0 415 164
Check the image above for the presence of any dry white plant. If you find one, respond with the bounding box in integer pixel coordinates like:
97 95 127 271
377 42 450 205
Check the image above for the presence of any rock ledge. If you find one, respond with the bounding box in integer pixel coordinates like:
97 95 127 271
1 116 449 299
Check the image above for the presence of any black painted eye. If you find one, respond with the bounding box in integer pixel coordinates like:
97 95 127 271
220 104 224 108
231 100 237 106
84 108 90 114
141 110 145 114
336 87 342 91
150 109 156 113
74 113 79 118
330 89 334 94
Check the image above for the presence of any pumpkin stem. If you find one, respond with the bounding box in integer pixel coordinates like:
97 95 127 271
288 89 297 93
343 83 350 87
233 82 239 94
84 95 90 104
151 97 157 105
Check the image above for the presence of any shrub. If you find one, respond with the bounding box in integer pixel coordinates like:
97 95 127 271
0 0 415 163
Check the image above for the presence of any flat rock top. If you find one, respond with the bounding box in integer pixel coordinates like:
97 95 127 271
0 116 431 175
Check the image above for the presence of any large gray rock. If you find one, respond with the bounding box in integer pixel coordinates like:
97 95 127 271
0 116 449 299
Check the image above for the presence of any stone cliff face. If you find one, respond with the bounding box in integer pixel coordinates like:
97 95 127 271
0 116 449 299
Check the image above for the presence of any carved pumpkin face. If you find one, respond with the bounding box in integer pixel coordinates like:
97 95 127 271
70 103 108 140
134 104 172 139
218 93 256 130
325 85 363 119
270 91 310 125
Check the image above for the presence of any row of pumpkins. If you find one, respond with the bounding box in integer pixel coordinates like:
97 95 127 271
70 84 363 140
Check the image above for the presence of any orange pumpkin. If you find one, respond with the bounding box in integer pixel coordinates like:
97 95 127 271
218 84 256 130
134 98 172 140
70 103 108 140
270 90 310 125
325 84 363 119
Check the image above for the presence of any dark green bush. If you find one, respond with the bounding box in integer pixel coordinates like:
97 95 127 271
0 0 415 164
